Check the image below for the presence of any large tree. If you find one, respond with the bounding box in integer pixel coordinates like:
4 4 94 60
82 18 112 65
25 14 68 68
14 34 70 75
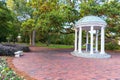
79 0 120 43
7 0 80 45
29 0 79 45
0 1 13 42
11 0 35 45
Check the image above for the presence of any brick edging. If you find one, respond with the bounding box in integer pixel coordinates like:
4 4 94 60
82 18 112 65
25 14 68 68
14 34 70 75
6 57 37 80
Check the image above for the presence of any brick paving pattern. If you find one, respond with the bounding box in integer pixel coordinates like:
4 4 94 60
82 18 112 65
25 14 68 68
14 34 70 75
13 47 120 80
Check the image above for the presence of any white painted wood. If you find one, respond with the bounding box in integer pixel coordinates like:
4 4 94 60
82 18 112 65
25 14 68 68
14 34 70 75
78 27 82 53
95 30 99 52
100 27 105 54
86 31 89 51
74 29 78 51
90 26 94 54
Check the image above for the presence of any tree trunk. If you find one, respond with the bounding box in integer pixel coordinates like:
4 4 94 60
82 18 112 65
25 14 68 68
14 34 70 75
29 33 32 45
46 32 51 46
32 30 36 46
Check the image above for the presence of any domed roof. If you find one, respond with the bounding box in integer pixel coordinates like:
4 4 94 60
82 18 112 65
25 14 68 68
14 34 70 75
75 16 107 28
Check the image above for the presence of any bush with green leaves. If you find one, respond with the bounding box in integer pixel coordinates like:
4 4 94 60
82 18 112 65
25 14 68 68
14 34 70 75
0 58 24 80
105 41 120 50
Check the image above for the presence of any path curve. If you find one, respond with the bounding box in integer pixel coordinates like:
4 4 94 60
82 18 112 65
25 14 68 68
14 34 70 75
13 47 120 80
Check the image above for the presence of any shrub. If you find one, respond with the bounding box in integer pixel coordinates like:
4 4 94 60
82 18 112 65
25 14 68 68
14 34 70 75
15 45 30 52
105 41 120 50
0 44 17 56
2 44 30 52
0 44 30 56
0 58 24 80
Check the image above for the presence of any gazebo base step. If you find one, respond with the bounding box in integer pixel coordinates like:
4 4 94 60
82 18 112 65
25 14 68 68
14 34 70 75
71 51 111 58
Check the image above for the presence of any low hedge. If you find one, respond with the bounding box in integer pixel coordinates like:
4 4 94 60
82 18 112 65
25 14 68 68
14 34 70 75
0 44 30 56
2 44 30 52
0 44 17 56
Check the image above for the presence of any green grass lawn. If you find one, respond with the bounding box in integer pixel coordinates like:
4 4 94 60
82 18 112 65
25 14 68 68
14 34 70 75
16 42 86 49
35 42 74 49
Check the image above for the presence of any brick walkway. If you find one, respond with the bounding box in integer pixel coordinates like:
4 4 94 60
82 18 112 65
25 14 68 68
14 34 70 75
13 47 120 80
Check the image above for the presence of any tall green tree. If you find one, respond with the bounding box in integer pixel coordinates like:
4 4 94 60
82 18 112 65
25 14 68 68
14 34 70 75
21 19 35 45
12 0 36 45
79 0 120 43
0 1 13 42
6 0 21 43
29 0 79 45
8 0 79 45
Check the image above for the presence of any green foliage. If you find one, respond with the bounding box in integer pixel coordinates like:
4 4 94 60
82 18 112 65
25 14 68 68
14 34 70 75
0 58 24 80
0 1 12 21
12 0 79 45
79 0 120 49
80 0 100 17
57 34 74 45
1 0 119 48
6 0 14 10
0 1 19 43
13 0 33 17
79 0 120 27
29 0 79 45
0 1 13 37
21 19 35 32
101 1 120 37
105 41 120 50
31 0 79 29
42 33 74 45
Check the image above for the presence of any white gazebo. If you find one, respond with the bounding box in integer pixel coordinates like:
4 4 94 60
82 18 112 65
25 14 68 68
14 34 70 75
71 16 111 58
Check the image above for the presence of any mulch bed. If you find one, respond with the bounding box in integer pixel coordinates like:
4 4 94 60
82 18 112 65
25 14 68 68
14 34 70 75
6 57 37 80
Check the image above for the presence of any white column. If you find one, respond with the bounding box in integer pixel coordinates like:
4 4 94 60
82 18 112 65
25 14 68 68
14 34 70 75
95 30 98 52
90 26 94 54
100 27 105 54
78 27 82 53
86 31 89 51
74 28 77 52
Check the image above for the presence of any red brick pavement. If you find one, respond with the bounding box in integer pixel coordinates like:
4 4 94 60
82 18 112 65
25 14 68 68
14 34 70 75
13 47 120 80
